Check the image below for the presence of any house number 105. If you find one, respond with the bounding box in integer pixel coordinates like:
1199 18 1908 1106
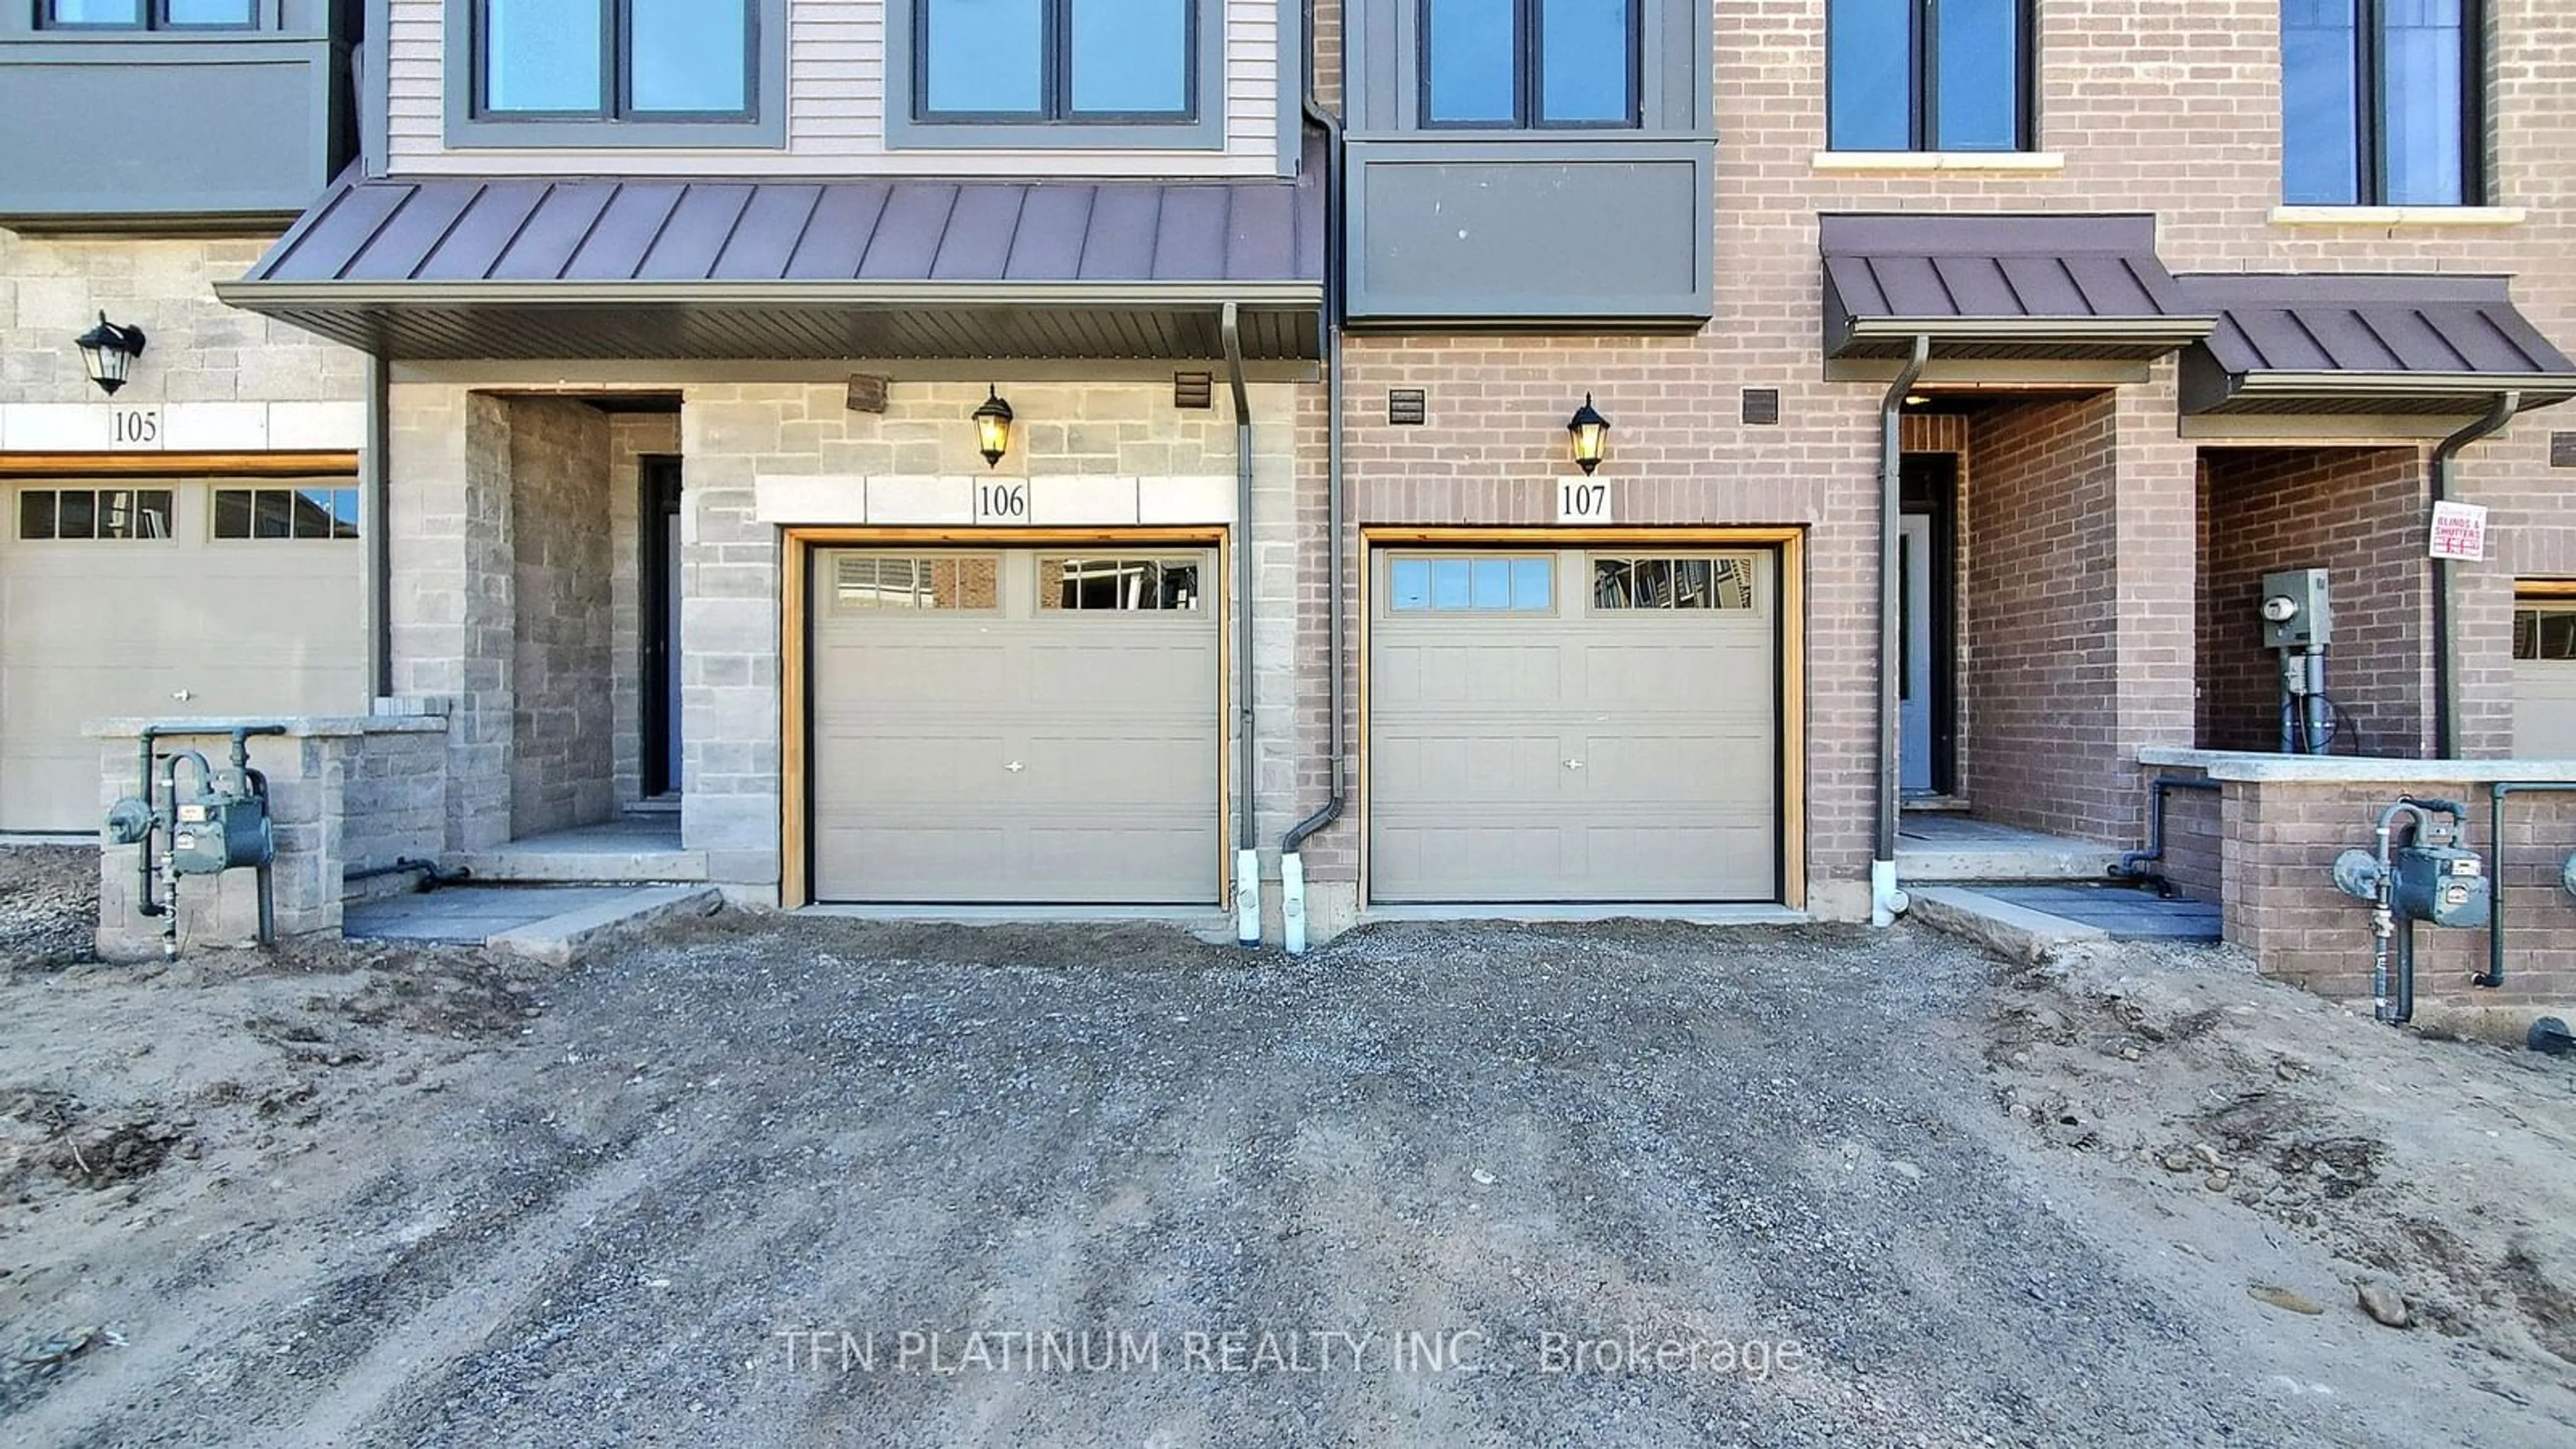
1556 480 1612 524
109 407 162 449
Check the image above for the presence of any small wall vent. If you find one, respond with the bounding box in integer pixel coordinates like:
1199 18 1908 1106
1741 388 1782 426
1388 388 1428 425
1173 371 1214 409
844 374 890 413
2553 431 2576 468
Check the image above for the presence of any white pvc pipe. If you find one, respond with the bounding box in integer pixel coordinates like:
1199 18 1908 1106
1236 848 1262 948
1283 853 1308 955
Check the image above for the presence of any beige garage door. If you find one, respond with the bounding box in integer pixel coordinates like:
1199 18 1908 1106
2514 600 2576 757
1370 547 1779 904
0 480 366 832
808 548 1221 904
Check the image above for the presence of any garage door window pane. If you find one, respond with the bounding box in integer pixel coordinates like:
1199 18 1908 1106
1594 555 1758 610
834 555 998 610
214 489 252 539
1511 557 1552 610
57 490 97 539
1043 557 1201 610
100 489 172 539
252 490 294 539
1389 555 1552 613
2544 611 2576 661
17 491 56 540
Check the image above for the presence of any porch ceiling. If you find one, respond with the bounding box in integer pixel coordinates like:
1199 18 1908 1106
216 167 1325 363
1821 213 2217 364
2175 273 2576 416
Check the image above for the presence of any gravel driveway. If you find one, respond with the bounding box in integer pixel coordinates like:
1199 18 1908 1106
5 881 2572 1446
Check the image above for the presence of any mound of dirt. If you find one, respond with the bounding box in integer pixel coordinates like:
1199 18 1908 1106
0 848 97 970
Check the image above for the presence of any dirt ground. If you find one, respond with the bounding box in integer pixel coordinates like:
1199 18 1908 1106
3 843 2573 1447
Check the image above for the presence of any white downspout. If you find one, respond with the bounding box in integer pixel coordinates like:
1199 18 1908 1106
1223 302 1261 947
1874 335 1931 926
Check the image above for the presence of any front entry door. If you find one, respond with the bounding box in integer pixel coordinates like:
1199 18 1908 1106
1900 513 1935 794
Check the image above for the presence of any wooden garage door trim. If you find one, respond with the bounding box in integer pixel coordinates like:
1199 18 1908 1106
1359 526 1807 911
778 525 1230 910
0 451 361 478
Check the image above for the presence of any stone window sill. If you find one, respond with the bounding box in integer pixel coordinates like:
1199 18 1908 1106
2268 205 2525 227
1810 151 2067 172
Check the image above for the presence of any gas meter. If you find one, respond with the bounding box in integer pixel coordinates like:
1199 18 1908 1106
2390 843 2488 928
103 724 285 958
2330 796 2485 1026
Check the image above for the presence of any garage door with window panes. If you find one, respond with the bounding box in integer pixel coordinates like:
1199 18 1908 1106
1369 548 1780 904
808 548 1221 904
2514 600 2576 757
0 480 365 831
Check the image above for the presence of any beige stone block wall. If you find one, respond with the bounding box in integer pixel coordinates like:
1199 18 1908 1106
0 231 360 410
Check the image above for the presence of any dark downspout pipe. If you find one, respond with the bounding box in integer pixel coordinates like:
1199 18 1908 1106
1875 335 1931 925
2483 780 2576 989
2430 392 2519 758
2112 775 2222 886
1282 0 1345 954
1222 302 1259 947
364 352 392 700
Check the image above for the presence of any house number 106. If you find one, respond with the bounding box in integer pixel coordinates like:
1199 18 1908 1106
1556 480 1611 524
975 481 1029 524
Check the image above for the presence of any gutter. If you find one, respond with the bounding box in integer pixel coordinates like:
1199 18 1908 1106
213 280 1327 310
1874 335 1931 927
2429 392 2519 758
1222 302 1260 948
1281 1 1347 955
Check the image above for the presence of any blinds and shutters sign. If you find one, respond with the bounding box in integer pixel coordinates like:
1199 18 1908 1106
2429 501 2489 561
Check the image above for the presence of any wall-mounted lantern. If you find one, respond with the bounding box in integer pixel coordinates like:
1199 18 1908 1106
76 312 147 396
1566 394 1611 475
971 386 1014 468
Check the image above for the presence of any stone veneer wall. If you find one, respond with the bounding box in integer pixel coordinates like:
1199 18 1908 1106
609 411 682 808
507 397 616 837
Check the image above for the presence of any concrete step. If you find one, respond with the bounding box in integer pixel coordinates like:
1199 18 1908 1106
453 845 708 883
488 885 724 965
1896 839 2124 883
1908 886 2110 963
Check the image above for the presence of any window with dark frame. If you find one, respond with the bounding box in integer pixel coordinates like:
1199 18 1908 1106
1421 0 1638 129
1827 0 2033 152
916 0 1197 124
2515 605 2576 661
476 0 755 121
15 488 175 541
40 1 257 27
2282 0 2481 206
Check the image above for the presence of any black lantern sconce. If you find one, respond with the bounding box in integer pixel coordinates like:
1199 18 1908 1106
76 312 148 396
970 386 1014 468
1566 393 1611 475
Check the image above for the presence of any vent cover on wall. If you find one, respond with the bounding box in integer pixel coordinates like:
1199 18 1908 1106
1173 372 1214 409
845 374 890 413
2553 431 2576 468
1389 388 1428 425
1741 388 1782 426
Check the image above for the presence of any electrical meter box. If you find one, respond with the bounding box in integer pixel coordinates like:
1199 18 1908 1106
2259 568 2332 650
169 787 272 875
2393 845 2488 928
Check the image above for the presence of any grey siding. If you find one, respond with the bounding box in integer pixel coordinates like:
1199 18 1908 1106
1340 0 1713 323
0 4 354 223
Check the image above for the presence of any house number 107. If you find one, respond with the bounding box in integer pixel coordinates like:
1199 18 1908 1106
1556 480 1611 524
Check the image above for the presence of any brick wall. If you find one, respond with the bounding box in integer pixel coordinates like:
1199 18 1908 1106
1281 1 2576 922
1957 394 2124 841
508 398 617 837
2198 447 2434 757
2191 775 2576 1008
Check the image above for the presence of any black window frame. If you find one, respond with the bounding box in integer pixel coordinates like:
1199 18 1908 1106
37 0 260 29
1825 0 2039 153
910 0 1201 126
2283 0 2486 207
471 0 759 124
1417 0 1644 131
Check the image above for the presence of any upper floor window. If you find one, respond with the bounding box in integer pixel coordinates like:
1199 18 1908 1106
916 0 1195 123
1827 0 2033 152
474 0 753 120
1421 0 1638 129
42 1 256 25
2283 0 2481 206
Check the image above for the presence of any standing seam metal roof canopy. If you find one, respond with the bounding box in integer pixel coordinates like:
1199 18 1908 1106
216 152 1327 362
1821 213 2216 362
2176 272 2576 415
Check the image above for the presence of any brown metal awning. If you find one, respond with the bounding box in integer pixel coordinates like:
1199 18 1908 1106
1821 213 2215 362
2176 272 2576 415
216 160 1324 363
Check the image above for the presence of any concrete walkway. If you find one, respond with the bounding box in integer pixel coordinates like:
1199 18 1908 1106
1896 813 2126 881
345 883 721 963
